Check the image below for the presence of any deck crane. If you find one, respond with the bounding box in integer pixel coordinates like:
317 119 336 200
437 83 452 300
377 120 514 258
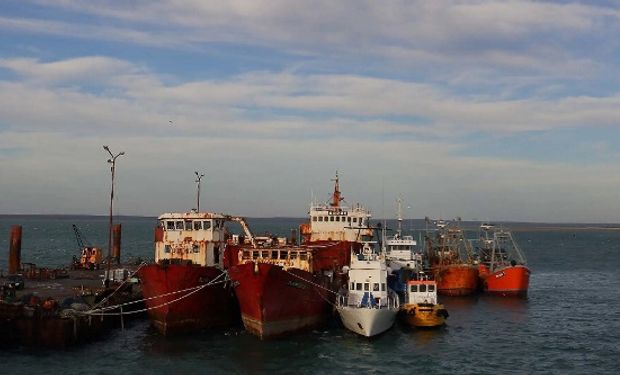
72 224 103 270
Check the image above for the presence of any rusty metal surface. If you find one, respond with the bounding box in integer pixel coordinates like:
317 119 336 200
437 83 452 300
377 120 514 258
9 225 22 274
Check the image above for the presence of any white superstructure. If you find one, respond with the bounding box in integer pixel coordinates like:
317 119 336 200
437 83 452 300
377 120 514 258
336 242 399 337
155 211 255 267
301 173 373 243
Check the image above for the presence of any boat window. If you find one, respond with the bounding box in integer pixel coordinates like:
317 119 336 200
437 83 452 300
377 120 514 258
164 245 171 253
175 221 184 230
279 251 288 259
381 283 386 291
373 283 380 291
350 282 354 290
420 284 427 292
428 285 435 292
318 216 323 222
300 253 307 260
252 251 259 259
313 216 317 222
330 216 334 222
203 221 211 230
352 217 357 223
291 252 299 260
348 217 352 223
192 244 199 253
166 221 175 230
193 221 202 230
410 285 417 292
185 221 193 231
356 283 363 291
261 251 269 258
335 216 340 222
364 283 369 291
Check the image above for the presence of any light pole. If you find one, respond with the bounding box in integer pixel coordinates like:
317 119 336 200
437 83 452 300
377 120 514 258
195 171 205 212
103 145 125 287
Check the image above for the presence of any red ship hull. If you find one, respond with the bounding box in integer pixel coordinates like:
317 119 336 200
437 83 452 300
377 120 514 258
229 262 332 339
227 241 357 339
479 264 530 297
433 264 479 296
138 264 239 335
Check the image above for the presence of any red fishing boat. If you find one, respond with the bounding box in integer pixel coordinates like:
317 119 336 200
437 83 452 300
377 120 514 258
227 241 355 338
229 173 370 338
425 219 479 296
138 211 255 335
477 224 530 297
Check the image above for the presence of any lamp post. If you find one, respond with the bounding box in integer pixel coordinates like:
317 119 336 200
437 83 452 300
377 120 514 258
195 171 205 212
103 145 125 287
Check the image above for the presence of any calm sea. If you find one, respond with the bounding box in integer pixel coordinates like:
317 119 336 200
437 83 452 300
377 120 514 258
1 216 619 374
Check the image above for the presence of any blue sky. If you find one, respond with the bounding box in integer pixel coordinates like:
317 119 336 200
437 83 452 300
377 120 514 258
1 1 620 222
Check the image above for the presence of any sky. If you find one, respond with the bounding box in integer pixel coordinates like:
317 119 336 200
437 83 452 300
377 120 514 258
1 1 620 222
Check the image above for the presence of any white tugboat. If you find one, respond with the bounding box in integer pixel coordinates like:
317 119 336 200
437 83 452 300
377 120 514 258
336 242 399 337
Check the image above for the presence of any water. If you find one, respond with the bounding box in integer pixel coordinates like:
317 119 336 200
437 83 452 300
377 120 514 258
1 216 620 374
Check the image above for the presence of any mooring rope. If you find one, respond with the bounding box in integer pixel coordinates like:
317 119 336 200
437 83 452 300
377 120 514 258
87 262 148 312
76 270 229 317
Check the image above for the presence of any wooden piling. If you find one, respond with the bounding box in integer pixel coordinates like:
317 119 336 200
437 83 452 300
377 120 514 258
9 225 22 274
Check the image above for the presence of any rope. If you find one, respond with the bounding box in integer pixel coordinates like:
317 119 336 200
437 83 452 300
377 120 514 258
283 269 340 307
88 262 148 311
75 269 229 317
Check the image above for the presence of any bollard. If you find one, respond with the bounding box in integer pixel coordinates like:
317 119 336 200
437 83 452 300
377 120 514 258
9 225 22 274
112 224 122 264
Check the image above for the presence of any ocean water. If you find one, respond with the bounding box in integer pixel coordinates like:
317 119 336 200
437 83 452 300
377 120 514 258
1 216 619 374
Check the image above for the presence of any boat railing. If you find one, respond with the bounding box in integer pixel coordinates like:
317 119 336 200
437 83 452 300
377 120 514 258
338 293 399 309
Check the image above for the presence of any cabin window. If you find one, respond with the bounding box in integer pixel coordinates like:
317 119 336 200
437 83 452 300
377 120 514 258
410 285 417 292
359 219 364 226
335 216 340 222
356 283 363 291
348 217 352 223
352 217 358 223
364 283 370 291
373 283 380 291
192 244 199 253
252 251 259 259
203 221 211 230
193 221 202 230
420 284 427 292
164 245 171 253
350 282 354 290
166 221 175 230
313 216 317 222
261 251 269 258
381 283 386 291
290 252 298 260
330 216 334 222
428 285 435 292
175 221 184 230
185 221 193 230
279 251 288 259
300 253 308 261
318 216 323 222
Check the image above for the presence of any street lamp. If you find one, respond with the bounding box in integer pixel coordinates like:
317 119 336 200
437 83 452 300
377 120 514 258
195 171 205 212
103 145 125 287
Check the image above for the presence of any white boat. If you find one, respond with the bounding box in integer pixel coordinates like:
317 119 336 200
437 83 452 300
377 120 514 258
336 242 399 337
385 198 421 271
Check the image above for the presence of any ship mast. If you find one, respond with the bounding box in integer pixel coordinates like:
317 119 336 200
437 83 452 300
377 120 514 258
330 171 343 207
396 197 403 237
195 171 204 212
